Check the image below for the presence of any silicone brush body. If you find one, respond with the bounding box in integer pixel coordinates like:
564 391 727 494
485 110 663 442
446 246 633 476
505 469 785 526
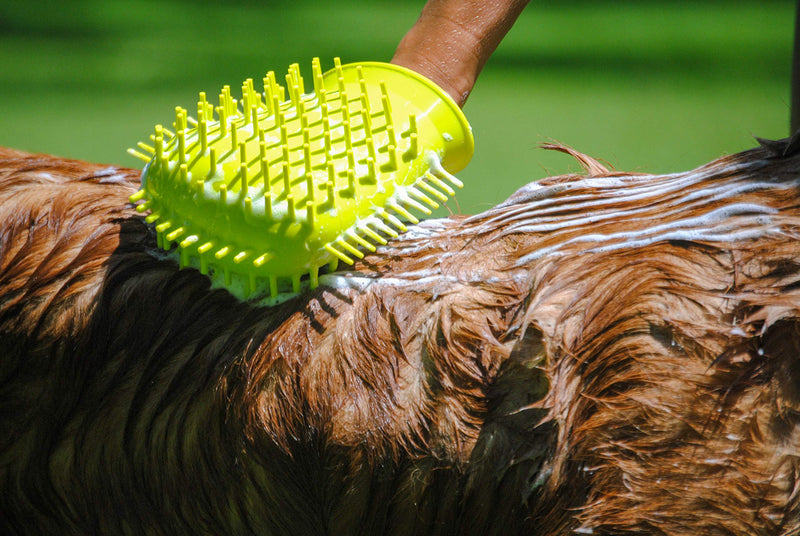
129 58 473 301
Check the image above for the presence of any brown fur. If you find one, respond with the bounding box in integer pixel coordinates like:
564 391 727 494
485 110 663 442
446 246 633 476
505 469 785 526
1 140 799 535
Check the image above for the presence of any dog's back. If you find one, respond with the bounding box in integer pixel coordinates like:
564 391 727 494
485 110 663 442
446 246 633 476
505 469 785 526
1 141 799 535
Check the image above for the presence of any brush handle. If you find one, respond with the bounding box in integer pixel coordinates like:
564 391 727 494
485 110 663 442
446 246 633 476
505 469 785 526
331 61 474 174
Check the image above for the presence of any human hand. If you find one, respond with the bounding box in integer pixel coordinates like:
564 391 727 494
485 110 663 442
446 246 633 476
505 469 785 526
391 0 530 107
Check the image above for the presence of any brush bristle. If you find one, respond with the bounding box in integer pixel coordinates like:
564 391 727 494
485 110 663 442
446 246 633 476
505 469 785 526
129 58 472 300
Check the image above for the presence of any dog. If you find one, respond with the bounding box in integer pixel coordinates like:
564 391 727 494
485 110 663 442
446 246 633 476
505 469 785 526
1 138 799 535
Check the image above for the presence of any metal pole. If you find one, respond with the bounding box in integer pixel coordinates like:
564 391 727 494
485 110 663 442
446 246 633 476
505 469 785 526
791 0 800 133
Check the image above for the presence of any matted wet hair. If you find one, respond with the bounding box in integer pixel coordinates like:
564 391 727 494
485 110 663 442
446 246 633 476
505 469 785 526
1 138 799 534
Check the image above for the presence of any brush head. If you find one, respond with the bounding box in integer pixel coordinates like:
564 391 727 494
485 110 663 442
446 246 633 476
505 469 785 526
129 58 473 300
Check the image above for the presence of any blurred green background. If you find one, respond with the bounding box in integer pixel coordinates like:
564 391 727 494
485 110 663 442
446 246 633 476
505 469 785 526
0 0 793 215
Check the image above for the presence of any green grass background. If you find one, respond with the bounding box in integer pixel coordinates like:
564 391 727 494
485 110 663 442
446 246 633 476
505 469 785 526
0 0 793 215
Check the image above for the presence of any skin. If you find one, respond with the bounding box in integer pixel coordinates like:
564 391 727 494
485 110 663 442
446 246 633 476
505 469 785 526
400 1 798 133
391 0 531 107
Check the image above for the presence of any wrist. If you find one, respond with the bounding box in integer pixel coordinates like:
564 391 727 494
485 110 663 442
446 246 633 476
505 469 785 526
391 46 477 108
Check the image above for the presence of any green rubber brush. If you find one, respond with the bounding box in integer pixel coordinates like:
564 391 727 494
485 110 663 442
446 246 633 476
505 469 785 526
128 57 473 301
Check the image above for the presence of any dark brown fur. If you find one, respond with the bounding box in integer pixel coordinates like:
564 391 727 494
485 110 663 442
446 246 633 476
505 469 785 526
1 140 799 535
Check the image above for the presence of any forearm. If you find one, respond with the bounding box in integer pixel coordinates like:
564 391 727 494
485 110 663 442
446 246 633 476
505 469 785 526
391 0 530 107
